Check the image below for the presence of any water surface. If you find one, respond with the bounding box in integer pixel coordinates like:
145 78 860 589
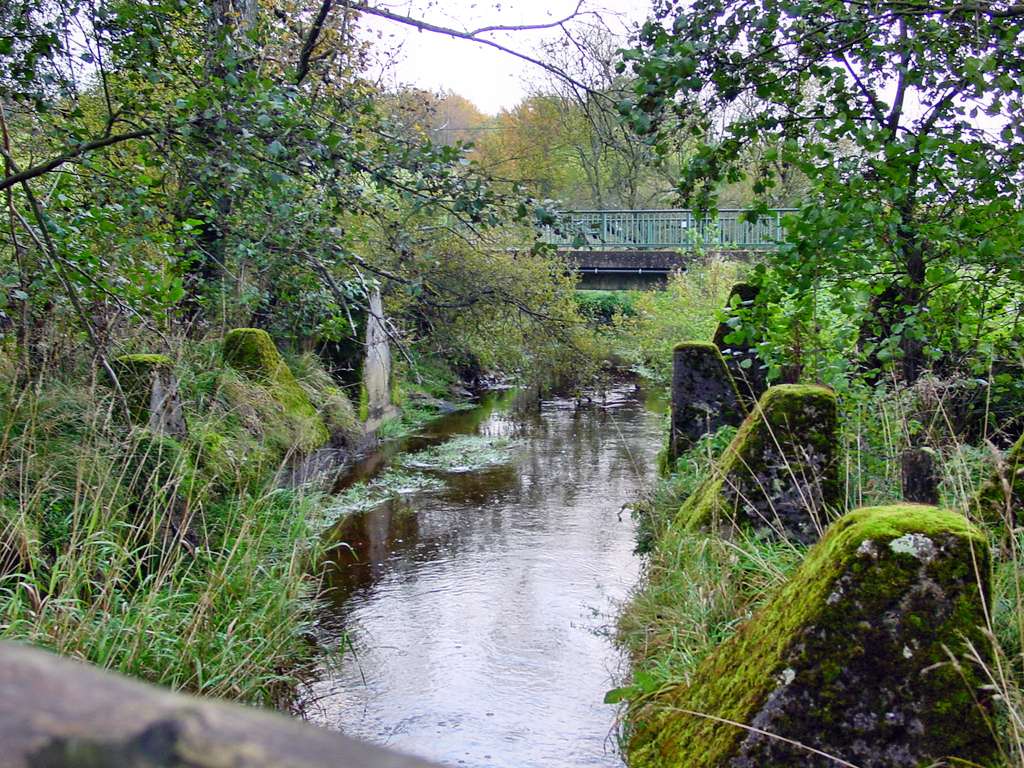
307 384 664 767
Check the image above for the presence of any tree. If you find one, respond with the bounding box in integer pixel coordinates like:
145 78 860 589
623 0 1024 382
0 2 520 357
535 25 683 209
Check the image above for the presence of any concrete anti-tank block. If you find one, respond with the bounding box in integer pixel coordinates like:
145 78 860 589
680 384 839 544
629 504 995 768
669 342 746 463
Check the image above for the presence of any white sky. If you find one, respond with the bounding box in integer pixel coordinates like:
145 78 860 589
361 1 654 114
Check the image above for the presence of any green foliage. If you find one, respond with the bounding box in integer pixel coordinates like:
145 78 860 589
376 227 598 389
624 0 1024 383
574 290 637 324
611 260 742 385
0 0 571 383
0 343 359 705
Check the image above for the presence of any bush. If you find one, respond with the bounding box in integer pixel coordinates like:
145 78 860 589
611 259 743 385
0 342 340 707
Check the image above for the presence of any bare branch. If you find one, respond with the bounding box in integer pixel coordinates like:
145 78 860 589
296 0 334 85
346 2 596 95
467 1 586 36
0 129 153 193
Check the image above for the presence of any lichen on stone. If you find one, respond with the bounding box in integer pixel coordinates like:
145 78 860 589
679 384 840 544
668 342 746 463
628 504 995 768
222 329 329 452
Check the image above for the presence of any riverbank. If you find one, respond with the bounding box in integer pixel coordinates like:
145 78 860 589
614 396 1023 764
0 331 485 710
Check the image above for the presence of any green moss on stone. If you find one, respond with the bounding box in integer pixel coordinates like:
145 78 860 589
970 432 1024 525
112 354 174 424
358 382 369 423
222 329 328 452
679 384 839 544
628 504 994 768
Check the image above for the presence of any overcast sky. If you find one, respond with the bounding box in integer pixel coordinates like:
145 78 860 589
361 1 654 114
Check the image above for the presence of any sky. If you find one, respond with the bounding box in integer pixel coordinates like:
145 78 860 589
360 1 654 114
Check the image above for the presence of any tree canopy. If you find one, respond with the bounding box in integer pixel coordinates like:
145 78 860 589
623 0 1024 382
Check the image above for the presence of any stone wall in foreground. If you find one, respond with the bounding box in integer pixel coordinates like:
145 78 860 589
0 642 442 768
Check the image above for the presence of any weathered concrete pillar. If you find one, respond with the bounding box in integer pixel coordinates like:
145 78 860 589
629 505 995 768
901 447 940 505
0 642 443 767
712 282 768 406
680 384 839 544
668 342 746 464
112 355 187 439
362 288 393 424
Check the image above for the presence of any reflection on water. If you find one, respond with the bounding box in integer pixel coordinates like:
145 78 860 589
307 383 664 768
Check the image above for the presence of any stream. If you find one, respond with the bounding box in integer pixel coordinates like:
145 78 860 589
305 382 665 768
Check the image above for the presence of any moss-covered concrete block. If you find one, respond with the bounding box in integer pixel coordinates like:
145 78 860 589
680 384 839 544
111 354 187 439
971 431 1024 525
669 342 746 463
713 282 768 406
629 504 995 768
222 329 329 452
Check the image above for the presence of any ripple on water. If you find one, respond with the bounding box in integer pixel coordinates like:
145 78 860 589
306 385 663 768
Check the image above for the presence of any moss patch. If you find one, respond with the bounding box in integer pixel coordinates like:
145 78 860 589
679 384 839 544
222 329 328 452
628 504 995 768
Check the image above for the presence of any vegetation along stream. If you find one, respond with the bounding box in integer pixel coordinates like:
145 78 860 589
305 382 666 767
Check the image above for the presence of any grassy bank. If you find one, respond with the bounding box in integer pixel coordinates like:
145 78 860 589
0 330 510 709
617 402 1024 762
0 337 360 707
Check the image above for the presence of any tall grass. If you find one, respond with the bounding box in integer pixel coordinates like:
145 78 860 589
619 426 803 698
620 379 1024 764
0 347 330 708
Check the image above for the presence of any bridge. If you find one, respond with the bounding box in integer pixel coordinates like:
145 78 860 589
542 208 792 289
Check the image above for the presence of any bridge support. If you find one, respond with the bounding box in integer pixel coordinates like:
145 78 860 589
576 270 667 291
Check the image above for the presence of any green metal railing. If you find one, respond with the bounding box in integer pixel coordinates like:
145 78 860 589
541 209 794 250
